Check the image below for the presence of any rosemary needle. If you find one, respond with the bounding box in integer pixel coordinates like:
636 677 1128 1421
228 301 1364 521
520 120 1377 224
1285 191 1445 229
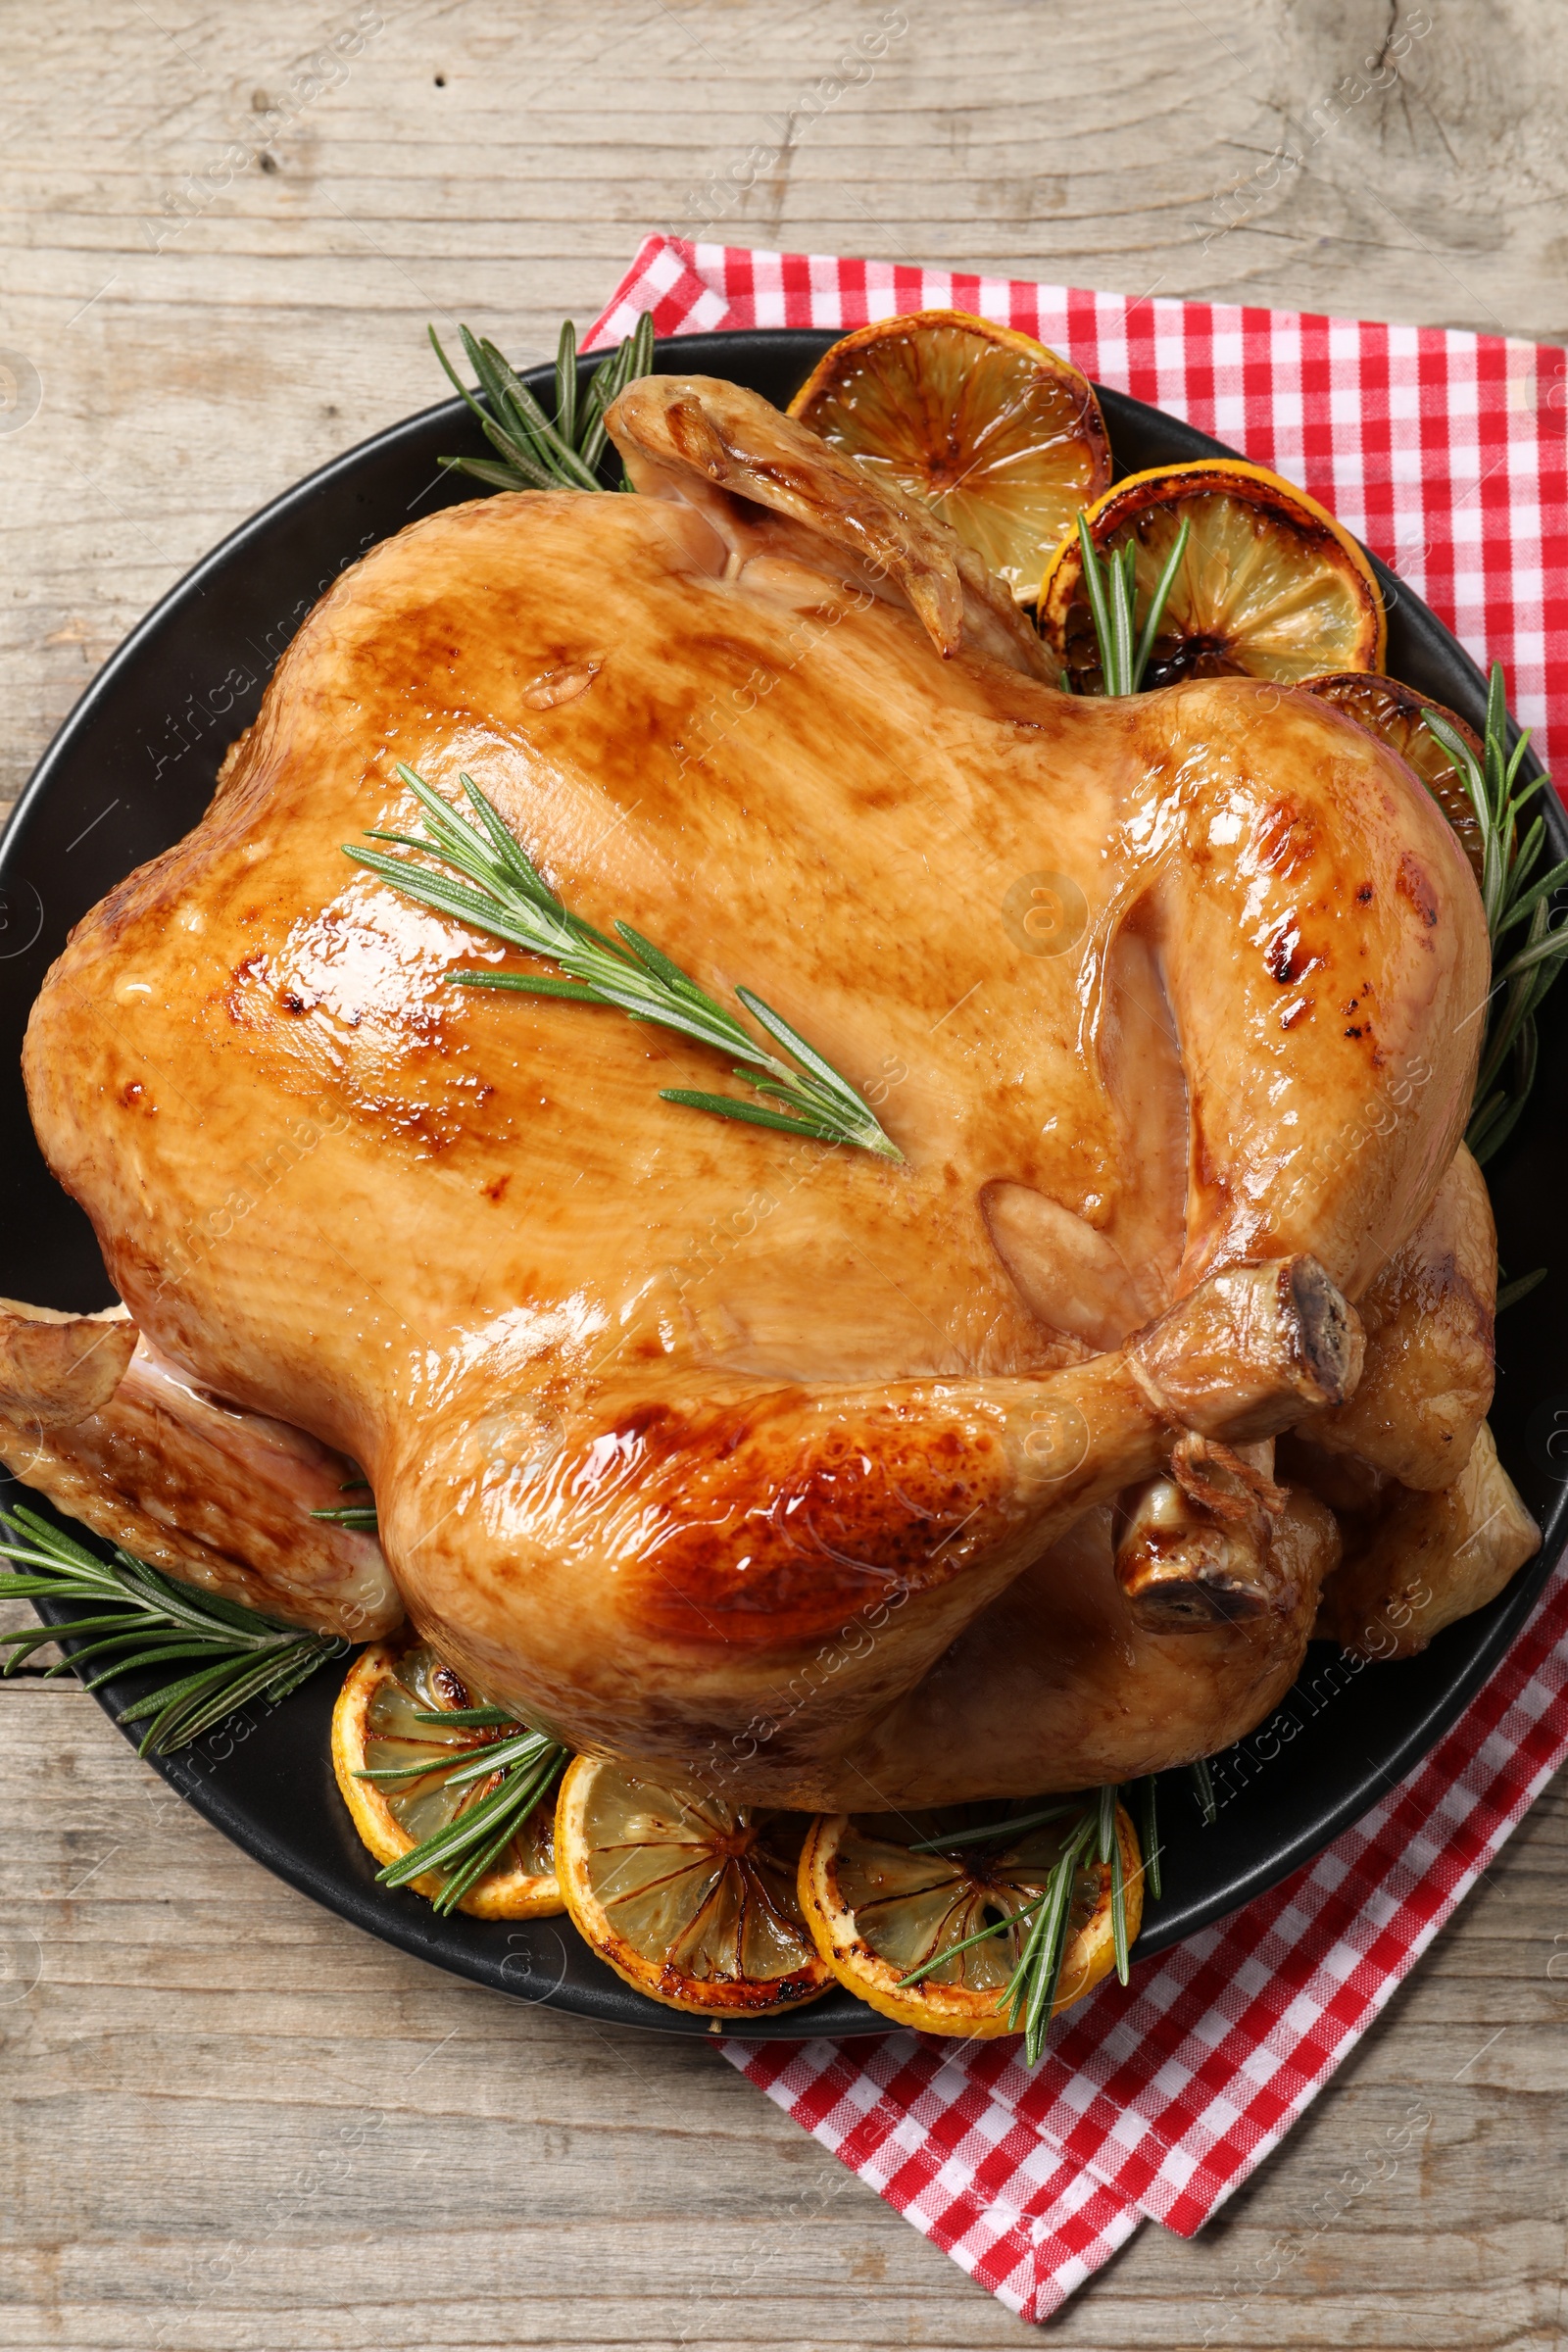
895 1887 1055 1988
1096 1781 1131 1986
905 1801 1080 1853
1140 1773 1163 1903
1189 1755 1219 1826
1005 1812 1097 2058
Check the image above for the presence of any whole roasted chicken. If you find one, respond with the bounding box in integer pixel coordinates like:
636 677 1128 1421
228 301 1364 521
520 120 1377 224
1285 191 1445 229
3 375 1538 1806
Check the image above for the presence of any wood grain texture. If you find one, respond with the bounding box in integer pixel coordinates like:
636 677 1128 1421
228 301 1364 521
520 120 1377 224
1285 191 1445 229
3 1 1567 2342
1 1688 1565 2349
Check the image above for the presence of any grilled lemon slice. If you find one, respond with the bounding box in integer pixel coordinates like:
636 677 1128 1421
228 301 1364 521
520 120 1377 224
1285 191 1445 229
555 1758 831 2018
332 1639 563 1919
1302 671 1486 881
788 309 1111 603
797 1800 1141 2037
1040 459 1385 690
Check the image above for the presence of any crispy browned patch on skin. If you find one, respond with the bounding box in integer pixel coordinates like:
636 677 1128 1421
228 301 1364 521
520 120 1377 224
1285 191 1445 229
1253 796 1320 878
1396 850 1440 929
622 1402 1016 1649
1263 921 1322 985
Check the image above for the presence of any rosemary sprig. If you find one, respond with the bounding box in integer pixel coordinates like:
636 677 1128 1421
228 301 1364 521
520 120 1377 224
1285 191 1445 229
347 766 902 1161
413 1703 516 1728
359 1721 546 1788
896 1782 1148 2065
311 1477 378 1532
888 1765 1226 2063
1070 513 1192 695
1002 1808 1101 2059
1097 1782 1130 1981
365 1718 566 1916
1424 663 1568 1165
0 1505 341 1756
431 312 657 495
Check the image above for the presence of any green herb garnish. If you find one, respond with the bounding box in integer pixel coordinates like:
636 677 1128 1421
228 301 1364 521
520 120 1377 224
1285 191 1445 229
888 1758 1234 2064
994 1804 1105 2062
0 1505 341 1755
1070 512 1192 696
348 766 902 1161
360 1718 567 1917
1189 1755 1218 1826
1424 664 1568 1165
431 313 657 495
896 1780 1152 2065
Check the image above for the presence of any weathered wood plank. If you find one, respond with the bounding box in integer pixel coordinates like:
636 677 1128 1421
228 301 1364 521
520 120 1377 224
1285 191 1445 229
4 2 1567 2342
1 1686 1565 2347
4 0 1564 818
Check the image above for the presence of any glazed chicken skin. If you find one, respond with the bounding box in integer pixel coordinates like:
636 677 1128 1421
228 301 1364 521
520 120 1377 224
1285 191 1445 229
0 1304 397 1641
14 375 1537 1802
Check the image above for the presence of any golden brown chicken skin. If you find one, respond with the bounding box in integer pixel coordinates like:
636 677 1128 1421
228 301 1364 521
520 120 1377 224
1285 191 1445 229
18 376 1524 1796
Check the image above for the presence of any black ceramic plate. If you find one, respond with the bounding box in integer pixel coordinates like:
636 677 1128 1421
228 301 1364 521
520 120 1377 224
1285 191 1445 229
4 329 1565 2041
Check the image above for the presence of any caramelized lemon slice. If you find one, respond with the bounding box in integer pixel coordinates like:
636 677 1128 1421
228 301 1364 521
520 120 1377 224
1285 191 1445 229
555 1758 831 2018
1040 459 1385 689
332 1640 563 1919
788 309 1111 603
1302 671 1485 881
797 1800 1141 2037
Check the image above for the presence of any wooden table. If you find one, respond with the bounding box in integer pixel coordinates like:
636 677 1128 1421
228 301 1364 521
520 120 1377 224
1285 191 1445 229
3 3 1565 2342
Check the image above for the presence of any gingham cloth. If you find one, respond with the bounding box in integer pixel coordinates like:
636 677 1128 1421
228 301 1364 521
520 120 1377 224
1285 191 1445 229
585 239 1568 2323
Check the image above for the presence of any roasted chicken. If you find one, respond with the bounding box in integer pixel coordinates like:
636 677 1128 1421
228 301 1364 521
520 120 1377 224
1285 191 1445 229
4 374 1538 1803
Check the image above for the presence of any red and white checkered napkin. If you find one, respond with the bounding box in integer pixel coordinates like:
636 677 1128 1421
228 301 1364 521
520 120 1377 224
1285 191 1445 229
586 240 1568 2321
723 1565 1568 2321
